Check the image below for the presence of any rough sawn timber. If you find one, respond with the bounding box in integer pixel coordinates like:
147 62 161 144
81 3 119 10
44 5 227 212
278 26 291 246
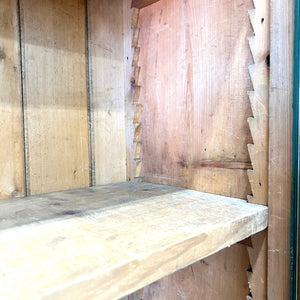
246 0 270 298
0 182 268 300
138 0 254 298
268 0 294 298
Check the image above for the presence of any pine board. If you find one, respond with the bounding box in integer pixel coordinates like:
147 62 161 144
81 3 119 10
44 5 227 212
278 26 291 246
20 0 90 195
139 0 253 199
268 0 294 298
0 182 267 300
137 0 254 298
0 0 24 200
88 0 127 185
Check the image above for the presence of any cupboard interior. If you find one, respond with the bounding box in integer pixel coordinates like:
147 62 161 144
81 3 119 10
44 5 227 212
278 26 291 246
0 0 269 299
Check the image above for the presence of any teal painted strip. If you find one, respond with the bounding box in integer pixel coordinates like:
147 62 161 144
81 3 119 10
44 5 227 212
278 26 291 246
291 0 300 297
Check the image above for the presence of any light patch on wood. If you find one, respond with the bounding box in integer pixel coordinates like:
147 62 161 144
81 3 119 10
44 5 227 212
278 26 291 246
21 0 90 195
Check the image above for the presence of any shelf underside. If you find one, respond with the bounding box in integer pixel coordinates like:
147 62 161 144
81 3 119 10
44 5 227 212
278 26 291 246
0 182 268 300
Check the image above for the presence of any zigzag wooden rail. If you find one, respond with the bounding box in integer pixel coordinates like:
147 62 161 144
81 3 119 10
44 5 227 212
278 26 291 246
246 0 270 298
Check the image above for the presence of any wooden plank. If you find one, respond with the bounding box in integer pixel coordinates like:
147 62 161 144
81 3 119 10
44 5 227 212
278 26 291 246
88 0 127 185
20 0 90 195
143 244 251 300
0 0 24 200
139 0 253 199
247 230 268 299
246 0 270 298
138 0 254 298
247 0 270 206
268 0 294 298
0 182 268 300
132 0 160 9
123 1 140 181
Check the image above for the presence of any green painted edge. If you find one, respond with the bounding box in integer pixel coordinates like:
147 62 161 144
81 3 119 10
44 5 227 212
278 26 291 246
291 0 300 297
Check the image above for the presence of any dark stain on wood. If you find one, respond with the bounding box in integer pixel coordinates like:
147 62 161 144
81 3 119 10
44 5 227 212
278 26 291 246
132 0 161 9
178 160 252 170
0 50 6 60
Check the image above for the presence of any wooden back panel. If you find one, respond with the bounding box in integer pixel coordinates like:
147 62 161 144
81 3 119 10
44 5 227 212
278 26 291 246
139 0 253 199
0 0 127 197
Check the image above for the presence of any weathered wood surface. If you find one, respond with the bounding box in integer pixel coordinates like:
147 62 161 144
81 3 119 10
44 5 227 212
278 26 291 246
123 1 142 182
143 244 251 300
268 0 294 298
138 0 254 298
246 0 270 298
139 0 253 199
0 0 24 199
20 0 90 195
88 0 127 185
0 182 268 300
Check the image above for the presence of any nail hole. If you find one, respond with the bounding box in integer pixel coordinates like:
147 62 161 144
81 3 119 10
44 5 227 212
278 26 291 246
265 54 270 67
261 18 264 24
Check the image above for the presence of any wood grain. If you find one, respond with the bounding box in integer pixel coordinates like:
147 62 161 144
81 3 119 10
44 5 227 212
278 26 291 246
139 0 253 199
246 0 270 298
21 0 90 195
268 0 294 298
247 0 270 206
0 182 268 300
143 244 251 300
138 0 254 298
88 0 127 185
0 0 24 200
123 1 142 182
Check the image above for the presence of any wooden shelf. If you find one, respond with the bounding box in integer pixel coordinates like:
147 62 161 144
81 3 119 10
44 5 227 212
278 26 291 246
0 182 268 300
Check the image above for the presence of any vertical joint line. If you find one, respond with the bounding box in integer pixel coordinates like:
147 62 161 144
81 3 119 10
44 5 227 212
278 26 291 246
17 0 29 196
85 0 95 187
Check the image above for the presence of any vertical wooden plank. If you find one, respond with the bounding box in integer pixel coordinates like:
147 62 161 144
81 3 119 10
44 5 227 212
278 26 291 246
0 0 24 199
21 0 90 195
268 0 294 298
124 0 138 182
88 0 127 185
139 0 253 199
246 0 270 298
138 0 253 298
